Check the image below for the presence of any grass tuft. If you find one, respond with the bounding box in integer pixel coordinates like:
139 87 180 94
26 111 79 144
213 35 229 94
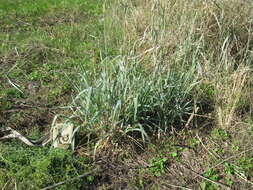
72 55 197 142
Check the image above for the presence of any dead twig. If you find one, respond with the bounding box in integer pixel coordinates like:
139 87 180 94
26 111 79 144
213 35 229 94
0 126 51 146
0 127 35 146
196 133 220 159
6 75 24 95
207 147 253 171
234 170 253 186
1 181 8 190
181 163 231 190
185 99 199 128
161 183 193 190
185 107 199 128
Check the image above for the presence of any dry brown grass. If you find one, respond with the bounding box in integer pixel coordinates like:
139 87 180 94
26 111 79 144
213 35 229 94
103 0 253 130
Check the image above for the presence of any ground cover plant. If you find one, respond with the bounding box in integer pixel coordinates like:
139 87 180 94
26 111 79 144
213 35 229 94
0 0 103 189
1 0 253 189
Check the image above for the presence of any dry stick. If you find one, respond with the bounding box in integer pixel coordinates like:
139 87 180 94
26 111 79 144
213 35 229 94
1 181 8 190
206 147 253 172
161 183 193 190
181 164 231 190
193 142 253 182
14 179 17 190
6 76 24 95
0 127 35 146
0 126 51 146
196 133 220 159
234 171 253 186
40 167 102 190
185 99 198 128
185 107 199 128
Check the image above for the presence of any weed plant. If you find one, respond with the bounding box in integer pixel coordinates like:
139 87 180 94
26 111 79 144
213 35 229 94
0 142 91 190
73 55 198 142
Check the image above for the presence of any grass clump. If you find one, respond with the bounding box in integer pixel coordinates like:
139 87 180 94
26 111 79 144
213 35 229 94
73 56 197 142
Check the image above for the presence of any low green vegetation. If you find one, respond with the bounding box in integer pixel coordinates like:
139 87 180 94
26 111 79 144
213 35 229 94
0 0 103 189
148 157 168 177
0 143 92 190
1 0 253 189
